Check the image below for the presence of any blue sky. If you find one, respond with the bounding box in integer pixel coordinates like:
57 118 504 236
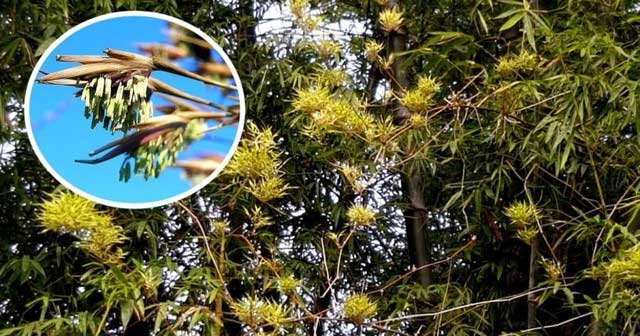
29 16 239 205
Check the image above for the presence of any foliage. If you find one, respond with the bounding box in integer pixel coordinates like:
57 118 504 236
2 0 640 335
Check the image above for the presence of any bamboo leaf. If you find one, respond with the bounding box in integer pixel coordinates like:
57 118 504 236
499 12 524 32
522 15 536 50
35 37 56 57
120 300 134 328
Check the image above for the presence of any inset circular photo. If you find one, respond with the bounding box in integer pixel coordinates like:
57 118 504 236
25 11 245 208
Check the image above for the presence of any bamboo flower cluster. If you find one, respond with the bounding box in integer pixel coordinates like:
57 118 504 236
505 201 541 244
401 76 440 114
364 40 384 63
343 294 377 325
37 191 126 263
37 50 156 133
378 7 404 32
230 296 290 331
124 118 206 180
37 40 239 181
496 51 539 78
81 75 152 131
292 87 375 139
225 122 290 203
347 205 376 227
597 243 640 286
290 0 321 32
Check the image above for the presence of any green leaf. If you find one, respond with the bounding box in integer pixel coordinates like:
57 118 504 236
31 260 46 278
444 190 464 210
120 300 134 328
477 10 489 34
0 38 20 66
499 12 524 32
154 303 167 333
561 287 574 304
21 256 30 274
522 15 536 51
558 143 573 174
495 8 522 20
497 0 523 5
35 37 55 57
39 295 49 321
425 32 474 46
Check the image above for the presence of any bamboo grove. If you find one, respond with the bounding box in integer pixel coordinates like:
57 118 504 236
2 0 640 335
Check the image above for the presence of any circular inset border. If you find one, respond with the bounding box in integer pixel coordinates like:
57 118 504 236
25 11 245 209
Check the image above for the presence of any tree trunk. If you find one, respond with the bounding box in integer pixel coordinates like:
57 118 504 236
527 236 539 328
238 0 257 73
224 2 258 335
385 0 431 287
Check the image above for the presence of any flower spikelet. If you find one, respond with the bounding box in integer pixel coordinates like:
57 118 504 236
38 191 109 232
316 40 341 58
516 226 539 245
80 74 152 133
245 205 274 229
343 294 377 324
401 89 430 113
314 69 347 89
304 99 375 138
231 296 290 329
258 301 290 328
292 87 333 114
290 0 321 32
416 76 440 97
401 76 440 113
365 116 396 144
339 163 367 193
379 7 404 32
277 274 300 294
409 114 427 128
496 51 538 78
347 205 376 227
505 201 541 229
290 0 308 20
122 119 206 181
247 176 289 203
365 40 384 63
82 223 127 264
225 122 290 203
37 191 126 263
541 257 564 281
598 243 640 286
226 123 279 180
231 296 263 328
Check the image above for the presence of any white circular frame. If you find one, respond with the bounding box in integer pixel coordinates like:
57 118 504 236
25 11 246 209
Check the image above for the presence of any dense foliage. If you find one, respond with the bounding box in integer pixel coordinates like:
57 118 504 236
2 0 640 335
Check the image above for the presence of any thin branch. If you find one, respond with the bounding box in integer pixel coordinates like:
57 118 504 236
375 286 556 323
503 312 594 335
368 237 476 294
176 201 225 283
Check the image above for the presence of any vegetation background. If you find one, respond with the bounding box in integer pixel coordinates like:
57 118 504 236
1 0 640 335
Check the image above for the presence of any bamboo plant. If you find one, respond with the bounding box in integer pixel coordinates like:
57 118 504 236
37 28 239 182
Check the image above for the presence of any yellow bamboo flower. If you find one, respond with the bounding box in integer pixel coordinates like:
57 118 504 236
343 294 377 324
364 40 384 63
379 7 404 32
505 201 541 229
347 205 376 227
37 191 126 264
